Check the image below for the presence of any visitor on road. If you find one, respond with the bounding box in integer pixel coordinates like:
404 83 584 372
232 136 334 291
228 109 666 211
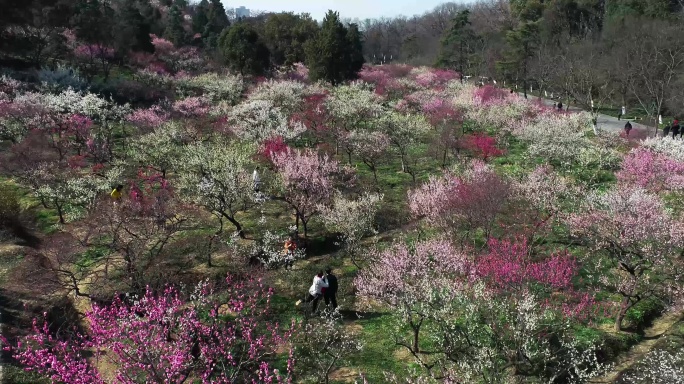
252 167 261 193
324 268 338 310
296 271 328 313
557 101 563 112
283 236 296 270
624 121 632 136
663 122 671 138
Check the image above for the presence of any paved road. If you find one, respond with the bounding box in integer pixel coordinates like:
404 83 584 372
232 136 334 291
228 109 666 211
520 93 653 136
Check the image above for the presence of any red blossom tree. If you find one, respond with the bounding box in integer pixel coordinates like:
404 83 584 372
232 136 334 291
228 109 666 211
258 135 289 163
461 133 505 161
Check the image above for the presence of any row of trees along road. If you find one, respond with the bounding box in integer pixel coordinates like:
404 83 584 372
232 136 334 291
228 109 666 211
361 0 684 129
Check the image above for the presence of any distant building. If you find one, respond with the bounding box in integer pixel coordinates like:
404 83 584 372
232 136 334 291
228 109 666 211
235 6 250 18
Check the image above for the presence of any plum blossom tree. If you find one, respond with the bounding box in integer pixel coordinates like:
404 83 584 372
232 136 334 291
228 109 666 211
228 99 306 142
355 239 469 355
426 286 607 383
409 160 511 242
177 141 255 239
622 348 684 384
126 105 170 130
477 238 596 319
127 122 192 179
272 148 345 237
461 133 505 161
379 111 431 177
325 82 384 152
248 79 306 116
319 192 383 268
6 277 295 383
294 310 362 384
568 186 684 331
617 146 684 193
342 130 390 183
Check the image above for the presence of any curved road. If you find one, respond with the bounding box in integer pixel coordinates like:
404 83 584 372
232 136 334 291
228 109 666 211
520 93 653 136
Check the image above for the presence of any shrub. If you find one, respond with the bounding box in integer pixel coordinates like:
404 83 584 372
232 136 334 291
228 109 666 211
0 183 21 228
37 65 88 93
625 298 665 330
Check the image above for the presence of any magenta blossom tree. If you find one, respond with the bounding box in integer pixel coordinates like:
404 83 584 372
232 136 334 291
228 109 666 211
272 148 346 236
6 276 295 383
477 237 596 320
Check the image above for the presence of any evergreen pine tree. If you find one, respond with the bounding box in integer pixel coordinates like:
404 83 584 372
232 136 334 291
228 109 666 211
496 21 539 98
436 10 474 80
218 23 270 75
115 0 154 53
305 10 350 85
345 23 365 79
204 0 230 49
165 4 187 46
192 0 209 34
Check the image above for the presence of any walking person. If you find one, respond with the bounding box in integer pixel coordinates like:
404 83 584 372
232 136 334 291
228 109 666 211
110 184 123 205
557 101 563 112
252 167 261 193
283 236 296 270
296 271 328 313
324 268 338 310
624 121 632 136
672 120 680 139
663 122 671 138
674 119 681 138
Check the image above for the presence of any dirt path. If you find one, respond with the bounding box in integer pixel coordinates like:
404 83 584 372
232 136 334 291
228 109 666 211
589 311 684 383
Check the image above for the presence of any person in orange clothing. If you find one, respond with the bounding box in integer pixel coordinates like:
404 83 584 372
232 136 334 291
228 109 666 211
284 236 296 270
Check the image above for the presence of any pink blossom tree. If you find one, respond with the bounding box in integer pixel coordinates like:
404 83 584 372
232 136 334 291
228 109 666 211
567 185 684 330
355 239 470 355
272 148 344 236
409 160 511 242
617 147 684 193
6 277 295 383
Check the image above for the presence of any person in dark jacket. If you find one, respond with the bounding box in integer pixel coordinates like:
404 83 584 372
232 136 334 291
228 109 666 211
323 268 338 310
674 119 682 138
663 123 671 138
672 120 680 138
624 121 633 136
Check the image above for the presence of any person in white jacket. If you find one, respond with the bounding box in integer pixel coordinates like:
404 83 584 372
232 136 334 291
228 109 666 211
252 167 261 193
296 271 328 312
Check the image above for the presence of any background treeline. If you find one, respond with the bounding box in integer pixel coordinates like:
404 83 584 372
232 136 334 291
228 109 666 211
361 0 684 124
2 0 683 121
0 0 363 84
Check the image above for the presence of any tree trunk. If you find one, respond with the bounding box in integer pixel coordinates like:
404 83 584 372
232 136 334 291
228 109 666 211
221 213 245 239
56 203 65 224
615 296 631 332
